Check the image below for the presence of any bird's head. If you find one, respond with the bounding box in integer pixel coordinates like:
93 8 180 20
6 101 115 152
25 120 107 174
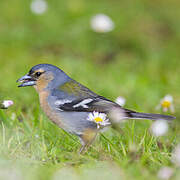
17 64 70 92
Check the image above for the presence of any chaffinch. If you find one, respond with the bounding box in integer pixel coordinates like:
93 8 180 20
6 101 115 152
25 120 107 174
17 64 175 153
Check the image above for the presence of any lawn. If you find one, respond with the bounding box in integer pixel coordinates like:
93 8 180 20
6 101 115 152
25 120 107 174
0 0 179 179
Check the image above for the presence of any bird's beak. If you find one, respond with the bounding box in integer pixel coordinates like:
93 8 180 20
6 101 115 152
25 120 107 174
16 74 36 87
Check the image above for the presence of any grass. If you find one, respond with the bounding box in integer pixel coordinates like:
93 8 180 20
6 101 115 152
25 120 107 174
0 0 180 179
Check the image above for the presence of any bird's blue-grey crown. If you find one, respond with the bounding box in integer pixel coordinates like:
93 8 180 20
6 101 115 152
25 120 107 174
29 64 65 75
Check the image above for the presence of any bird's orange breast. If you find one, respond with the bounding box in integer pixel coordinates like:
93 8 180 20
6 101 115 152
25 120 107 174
39 90 63 128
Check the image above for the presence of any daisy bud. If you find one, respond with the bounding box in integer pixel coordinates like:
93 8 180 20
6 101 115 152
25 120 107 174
90 14 114 33
150 120 168 137
115 96 126 106
171 144 180 167
0 100 14 109
30 0 47 15
109 107 126 124
157 167 174 180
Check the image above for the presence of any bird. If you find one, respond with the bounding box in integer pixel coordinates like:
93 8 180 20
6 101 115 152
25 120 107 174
17 64 175 153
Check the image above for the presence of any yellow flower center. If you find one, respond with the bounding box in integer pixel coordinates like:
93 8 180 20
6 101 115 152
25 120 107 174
94 117 103 123
161 100 171 108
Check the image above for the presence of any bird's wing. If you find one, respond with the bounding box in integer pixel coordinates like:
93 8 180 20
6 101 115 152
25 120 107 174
53 79 134 114
56 96 121 113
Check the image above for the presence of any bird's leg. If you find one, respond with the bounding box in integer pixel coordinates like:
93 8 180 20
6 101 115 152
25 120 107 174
79 143 87 154
79 129 98 154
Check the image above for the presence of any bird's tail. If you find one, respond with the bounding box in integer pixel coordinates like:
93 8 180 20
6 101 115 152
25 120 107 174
128 111 175 121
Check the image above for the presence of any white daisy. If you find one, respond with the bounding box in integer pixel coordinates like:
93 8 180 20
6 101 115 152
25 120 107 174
156 94 175 113
90 14 114 33
87 111 111 129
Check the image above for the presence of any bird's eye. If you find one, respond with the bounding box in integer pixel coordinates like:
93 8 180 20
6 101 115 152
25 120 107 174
35 72 42 77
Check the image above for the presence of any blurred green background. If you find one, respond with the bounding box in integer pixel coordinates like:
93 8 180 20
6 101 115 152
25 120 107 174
0 0 179 108
0 0 179 179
